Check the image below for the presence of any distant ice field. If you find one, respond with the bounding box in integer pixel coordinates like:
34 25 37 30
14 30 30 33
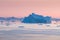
0 22 60 35
0 22 60 40
0 22 60 30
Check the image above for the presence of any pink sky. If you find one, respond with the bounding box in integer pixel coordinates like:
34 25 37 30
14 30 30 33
0 0 60 18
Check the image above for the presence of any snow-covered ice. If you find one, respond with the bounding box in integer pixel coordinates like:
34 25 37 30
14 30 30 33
0 22 60 31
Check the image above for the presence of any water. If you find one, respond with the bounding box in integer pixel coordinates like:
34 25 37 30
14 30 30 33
0 29 60 40
1 34 60 40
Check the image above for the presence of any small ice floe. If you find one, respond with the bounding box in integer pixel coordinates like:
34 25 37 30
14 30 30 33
46 24 50 27
38 23 43 25
6 23 10 26
18 26 24 29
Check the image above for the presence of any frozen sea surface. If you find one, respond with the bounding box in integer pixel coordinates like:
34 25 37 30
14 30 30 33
0 23 60 40
0 29 60 40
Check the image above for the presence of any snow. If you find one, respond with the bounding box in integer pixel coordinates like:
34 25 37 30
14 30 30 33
0 22 60 31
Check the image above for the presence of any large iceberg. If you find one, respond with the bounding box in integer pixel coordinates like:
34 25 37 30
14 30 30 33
22 13 51 23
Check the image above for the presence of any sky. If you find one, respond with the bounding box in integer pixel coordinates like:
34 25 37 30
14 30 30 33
0 0 60 18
